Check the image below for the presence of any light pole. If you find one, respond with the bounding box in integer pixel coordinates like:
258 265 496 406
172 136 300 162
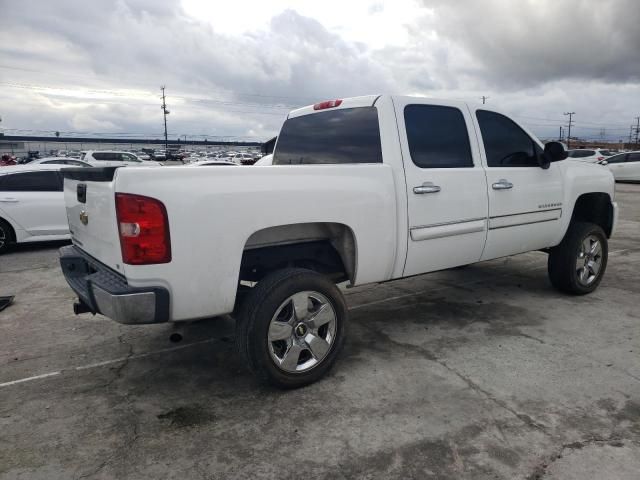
564 112 575 149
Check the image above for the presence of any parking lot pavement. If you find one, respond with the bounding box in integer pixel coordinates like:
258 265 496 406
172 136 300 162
0 184 638 480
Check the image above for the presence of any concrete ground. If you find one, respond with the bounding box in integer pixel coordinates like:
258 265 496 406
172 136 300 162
1 183 638 480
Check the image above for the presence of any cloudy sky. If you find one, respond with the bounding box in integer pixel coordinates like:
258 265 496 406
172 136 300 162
1 0 639 142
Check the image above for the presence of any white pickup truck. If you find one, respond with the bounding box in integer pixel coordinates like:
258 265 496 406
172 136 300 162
59 95 618 388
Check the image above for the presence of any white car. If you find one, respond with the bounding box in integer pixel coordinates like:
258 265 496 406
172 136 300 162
28 157 92 168
253 154 273 166
82 151 162 167
0 165 70 253
187 160 238 167
59 95 618 388
232 153 256 165
605 151 640 182
566 148 611 163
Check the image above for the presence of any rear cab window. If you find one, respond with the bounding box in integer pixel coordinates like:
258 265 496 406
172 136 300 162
273 107 382 165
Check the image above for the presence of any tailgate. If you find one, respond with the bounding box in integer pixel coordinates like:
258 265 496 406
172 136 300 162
62 168 123 272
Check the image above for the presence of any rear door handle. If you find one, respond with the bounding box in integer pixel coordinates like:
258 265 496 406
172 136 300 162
492 179 513 190
413 182 441 194
0 198 18 203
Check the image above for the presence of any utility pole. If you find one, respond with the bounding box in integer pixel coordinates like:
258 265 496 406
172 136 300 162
160 86 170 152
480 96 489 105
635 116 640 146
564 112 575 149
558 126 564 142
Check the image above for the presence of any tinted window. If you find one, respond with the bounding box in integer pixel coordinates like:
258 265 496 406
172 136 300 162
122 153 140 162
404 105 473 168
606 153 626 164
477 110 541 167
66 160 90 167
627 153 640 162
568 150 596 158
274 107 382 165
0 171 62 192
92 152 115 161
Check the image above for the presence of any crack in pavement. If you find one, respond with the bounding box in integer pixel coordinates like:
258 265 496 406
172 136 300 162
75 336 140 479
353 317 551 436
525 435 637 480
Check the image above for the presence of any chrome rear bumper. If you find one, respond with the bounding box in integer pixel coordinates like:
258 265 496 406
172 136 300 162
59 245 169 324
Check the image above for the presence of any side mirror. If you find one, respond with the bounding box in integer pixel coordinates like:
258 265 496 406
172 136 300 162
544 141 568 162
539 141 567 169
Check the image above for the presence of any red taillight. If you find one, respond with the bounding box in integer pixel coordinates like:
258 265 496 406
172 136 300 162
115 193 171 265
597 156 604 161
313 99 343 110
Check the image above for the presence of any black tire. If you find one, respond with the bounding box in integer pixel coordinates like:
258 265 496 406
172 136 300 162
235 268 347 389
0 218 15 254
548 221 608 295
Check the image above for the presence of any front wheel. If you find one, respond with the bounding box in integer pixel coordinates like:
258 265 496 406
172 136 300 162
548 221 608 295
235 268 347 389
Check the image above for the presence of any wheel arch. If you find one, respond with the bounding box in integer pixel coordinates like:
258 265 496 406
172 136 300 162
568 192 615 238
0 215 17 242
240 222 358 284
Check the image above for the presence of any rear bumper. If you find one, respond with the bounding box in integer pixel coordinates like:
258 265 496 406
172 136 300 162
59 245 170 324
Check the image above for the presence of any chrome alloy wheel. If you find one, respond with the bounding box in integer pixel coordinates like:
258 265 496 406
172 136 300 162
576 234 603 286
267 291 337 373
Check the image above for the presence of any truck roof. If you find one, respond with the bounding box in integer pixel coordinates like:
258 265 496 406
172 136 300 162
288 94 381 119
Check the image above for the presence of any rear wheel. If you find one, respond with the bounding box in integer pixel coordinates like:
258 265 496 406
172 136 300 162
548 221 608 295
236 268 347 389
0 219 15 254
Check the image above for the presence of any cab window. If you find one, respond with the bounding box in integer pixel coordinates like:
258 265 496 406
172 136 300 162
477 110 542 167
404 105 473 168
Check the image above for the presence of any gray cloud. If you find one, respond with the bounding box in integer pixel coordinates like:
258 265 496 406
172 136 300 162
1 0 639 142
420 0 640 88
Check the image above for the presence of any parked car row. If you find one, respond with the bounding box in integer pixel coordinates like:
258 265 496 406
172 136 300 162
601 151 640 182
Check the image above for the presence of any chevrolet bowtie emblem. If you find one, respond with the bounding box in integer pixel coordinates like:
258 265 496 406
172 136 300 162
79 210 89 225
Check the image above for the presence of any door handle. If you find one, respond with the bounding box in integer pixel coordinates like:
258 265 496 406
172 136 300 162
492 179 513 190
413 182 441 194
0 198 18 203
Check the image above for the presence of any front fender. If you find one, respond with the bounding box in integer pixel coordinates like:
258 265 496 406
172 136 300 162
553 160 615 244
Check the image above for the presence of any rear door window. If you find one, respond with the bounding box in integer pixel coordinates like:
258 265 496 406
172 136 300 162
627 153 640 162
274 107 382 165
0 171 62 192
404 104 473 168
